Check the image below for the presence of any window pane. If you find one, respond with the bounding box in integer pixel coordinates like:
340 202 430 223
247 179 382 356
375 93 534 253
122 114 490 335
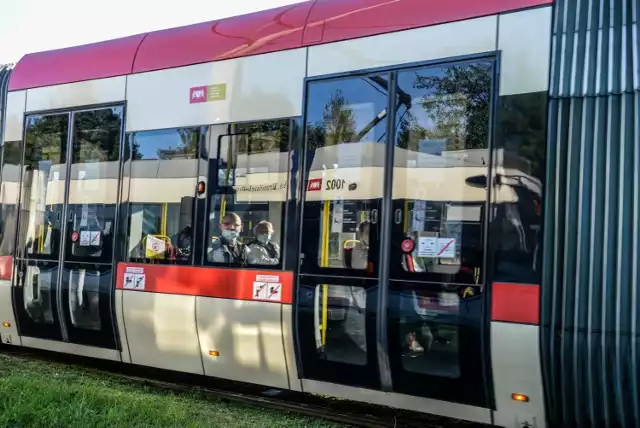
0 141 22 256
302 75 389 271
316 284 367 365
207 120 289 267
126 128 204 264
19 114 69 259
393 62 491 282
66 108 122 263
390 283 469 379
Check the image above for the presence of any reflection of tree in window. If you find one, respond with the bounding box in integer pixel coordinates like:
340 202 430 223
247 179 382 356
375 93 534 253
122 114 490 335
396 63 492 151
73 109 122 162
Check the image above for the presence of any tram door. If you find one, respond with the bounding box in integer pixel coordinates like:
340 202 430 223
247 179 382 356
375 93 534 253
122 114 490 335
296 60 493 408
13 107 123 350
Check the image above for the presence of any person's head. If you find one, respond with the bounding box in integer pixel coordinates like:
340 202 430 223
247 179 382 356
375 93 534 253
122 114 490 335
358 220 370 246
180 225 192 238
254 221 274 244
220 213 242 244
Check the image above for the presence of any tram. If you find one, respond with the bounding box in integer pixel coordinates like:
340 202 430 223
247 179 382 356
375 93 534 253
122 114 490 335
0 0 637 427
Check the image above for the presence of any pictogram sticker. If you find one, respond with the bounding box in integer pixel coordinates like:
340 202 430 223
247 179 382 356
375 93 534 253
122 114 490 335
436 238 456 258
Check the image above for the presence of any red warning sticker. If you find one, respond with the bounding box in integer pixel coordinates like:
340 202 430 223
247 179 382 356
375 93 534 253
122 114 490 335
71 232 79 242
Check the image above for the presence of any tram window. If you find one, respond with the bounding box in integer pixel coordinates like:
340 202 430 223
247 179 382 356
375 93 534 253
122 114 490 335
125 127 206 265
0 141 22 256
302 75 389 272
66 108 122 263
206 120 289 268
392 61 492 283
18 114 69 259
389 283 467 379
314 284 367 366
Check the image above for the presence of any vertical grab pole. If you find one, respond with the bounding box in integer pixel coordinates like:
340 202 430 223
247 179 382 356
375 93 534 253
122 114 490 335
321 199 331 347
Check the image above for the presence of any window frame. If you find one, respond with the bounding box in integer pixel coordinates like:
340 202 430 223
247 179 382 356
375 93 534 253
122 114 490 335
121 126 207 266
202 119 294 271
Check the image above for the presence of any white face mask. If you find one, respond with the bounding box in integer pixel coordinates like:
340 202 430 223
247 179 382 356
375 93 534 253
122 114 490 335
257 234 271 244
221 229 239 242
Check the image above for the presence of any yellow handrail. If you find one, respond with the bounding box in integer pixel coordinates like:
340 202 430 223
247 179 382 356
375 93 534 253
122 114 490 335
320 199 331 347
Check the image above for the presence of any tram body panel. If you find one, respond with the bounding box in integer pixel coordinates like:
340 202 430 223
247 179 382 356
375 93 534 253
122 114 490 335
497 7 553 96
125 48 306 133
25 76 126 113
306 15 497 77
491 322 546 428
4 90 25 141
121 290 204 375
196 297 290 390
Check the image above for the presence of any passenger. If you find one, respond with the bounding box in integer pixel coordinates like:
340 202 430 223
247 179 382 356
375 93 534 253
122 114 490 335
247 221 280 265
344 220 370 270
209 213 252 265
172 225 192 258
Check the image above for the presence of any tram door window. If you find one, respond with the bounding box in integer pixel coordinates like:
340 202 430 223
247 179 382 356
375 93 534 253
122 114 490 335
205 120 289 268
61 108 122 346
124 127 205 265
297 75 389 389
12 108 125 349
386 61 492 406
13 113 70 341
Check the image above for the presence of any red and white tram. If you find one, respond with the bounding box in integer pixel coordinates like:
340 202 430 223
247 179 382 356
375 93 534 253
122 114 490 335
0 0 637 427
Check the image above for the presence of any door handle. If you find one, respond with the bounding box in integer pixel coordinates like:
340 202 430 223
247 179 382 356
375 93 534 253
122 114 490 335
394 209 402 224
32 273 39 300
371 209 378 224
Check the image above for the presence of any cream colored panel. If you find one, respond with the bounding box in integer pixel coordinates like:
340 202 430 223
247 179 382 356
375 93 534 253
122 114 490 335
126 48 306 132
308 16 496 77
491 322 546 428
196 297 289 389
114 289 131 363
0 279 21 346
302 379 492 424
4 91 26 142
21 336 121 361
26 76 126 112
123 291 204 374
498 7 552 95
281 304 301 391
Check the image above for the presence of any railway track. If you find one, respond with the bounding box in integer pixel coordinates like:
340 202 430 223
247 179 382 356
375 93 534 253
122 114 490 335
0 345 490 428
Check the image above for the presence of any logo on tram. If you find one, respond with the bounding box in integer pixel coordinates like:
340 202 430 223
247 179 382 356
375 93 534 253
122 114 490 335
307 178 322 191
190 86 207 103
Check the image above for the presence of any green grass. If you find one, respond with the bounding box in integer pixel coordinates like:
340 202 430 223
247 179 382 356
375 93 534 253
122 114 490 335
0 354 343 428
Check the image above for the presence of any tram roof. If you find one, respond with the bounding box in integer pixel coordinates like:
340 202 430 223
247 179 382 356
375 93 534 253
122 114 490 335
8 0 551 91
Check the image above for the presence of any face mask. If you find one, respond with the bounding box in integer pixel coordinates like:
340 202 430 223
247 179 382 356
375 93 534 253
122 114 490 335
221 230 238 242
257 234 271 244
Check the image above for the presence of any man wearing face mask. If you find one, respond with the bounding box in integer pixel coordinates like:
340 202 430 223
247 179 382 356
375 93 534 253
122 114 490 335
247 221 280 265
209 212 252 265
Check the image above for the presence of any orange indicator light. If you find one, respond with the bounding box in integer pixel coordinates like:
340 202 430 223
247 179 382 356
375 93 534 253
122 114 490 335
2 322 10 328
209 350 219 357
512 393 529 402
